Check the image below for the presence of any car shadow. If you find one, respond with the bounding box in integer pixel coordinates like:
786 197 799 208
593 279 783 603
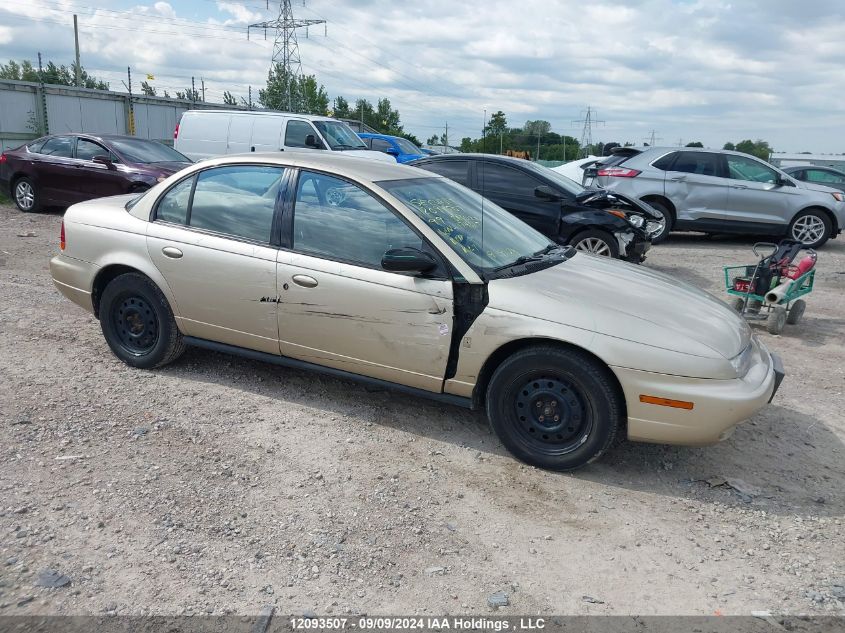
165 348 844 518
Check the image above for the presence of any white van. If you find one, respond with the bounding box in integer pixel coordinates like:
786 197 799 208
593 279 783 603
174 110 394 163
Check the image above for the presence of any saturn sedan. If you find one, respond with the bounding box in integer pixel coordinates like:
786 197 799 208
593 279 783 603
49 154 784 471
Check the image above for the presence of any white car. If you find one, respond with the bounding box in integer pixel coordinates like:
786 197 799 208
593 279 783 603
552 155 601 183
174 110 394 164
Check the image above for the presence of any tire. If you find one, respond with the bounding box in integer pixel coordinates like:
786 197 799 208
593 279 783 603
99 272 185 369
642 199 672 244
789 210 831 248
570 229 620 259
730 297 745 313
767 306 787 335
485 346 622 471
13 176 40 213
786 299 806 325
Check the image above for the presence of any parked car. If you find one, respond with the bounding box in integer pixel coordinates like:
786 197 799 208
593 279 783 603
358 133 427 163
174 110 394 163
551 155 601 183
0 134 191 213
584 147 845 248
782 165 845 193
409 154 663 262
49 153 783 471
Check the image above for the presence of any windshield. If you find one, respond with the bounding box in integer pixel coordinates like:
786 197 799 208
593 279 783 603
378 176 558 273
395 137 422 155
109 138 190 164
313 120 368 150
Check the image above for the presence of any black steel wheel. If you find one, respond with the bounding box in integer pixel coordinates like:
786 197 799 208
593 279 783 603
99 272 185 369
486 346 622 471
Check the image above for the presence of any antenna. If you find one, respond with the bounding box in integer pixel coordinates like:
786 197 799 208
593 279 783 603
572 106 604 158
248 0 325 112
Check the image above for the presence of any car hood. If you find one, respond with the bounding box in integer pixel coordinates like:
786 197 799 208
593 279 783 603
336 149 396 163
488 254 750 360
794 180 841 195
575 189 663 219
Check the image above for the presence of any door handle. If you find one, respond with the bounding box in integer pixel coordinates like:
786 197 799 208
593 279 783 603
669 176 686 181
732 184 749 190
161 246 183 259
291 274 318 288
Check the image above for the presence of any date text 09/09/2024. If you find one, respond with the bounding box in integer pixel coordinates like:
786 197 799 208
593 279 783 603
289 617 547 631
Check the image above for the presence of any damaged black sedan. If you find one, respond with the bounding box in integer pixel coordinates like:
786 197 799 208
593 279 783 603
409 154 663 262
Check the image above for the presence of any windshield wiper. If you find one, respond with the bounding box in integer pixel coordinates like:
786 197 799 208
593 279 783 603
490 244 563 272
334 144 366 150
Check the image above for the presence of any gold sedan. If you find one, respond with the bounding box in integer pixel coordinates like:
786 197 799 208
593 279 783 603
50 154 784 470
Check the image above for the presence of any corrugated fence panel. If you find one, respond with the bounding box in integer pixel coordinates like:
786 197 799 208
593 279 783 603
0 89 37 135
134 102 187 141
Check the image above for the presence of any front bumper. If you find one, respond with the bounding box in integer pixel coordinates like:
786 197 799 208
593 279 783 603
617 229 651 263
612 340 783 446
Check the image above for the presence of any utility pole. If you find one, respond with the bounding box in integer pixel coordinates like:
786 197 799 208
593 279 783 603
536 132 541 161
73 14 81 87
191 76 196 106
499 132 502 154
482 108 486 154
248 85 253 110
248 0 326 112
201 78 206 102
359 101 364 129
444 121 448 153
126 66 135 135
37 52 48 134
573 106 605 158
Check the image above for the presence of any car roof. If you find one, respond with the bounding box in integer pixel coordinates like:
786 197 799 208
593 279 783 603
413 153 529 166
197 151 438 182
182 109 336 122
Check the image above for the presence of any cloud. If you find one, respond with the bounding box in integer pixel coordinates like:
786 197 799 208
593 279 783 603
0 0 844 151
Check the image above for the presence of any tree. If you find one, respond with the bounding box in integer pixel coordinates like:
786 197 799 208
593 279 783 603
258 63 328 114
332 96 351 119
733 139 772 161
426 134 439 145
176 88 200 101
723 142 736 151
0 58 108 89
486 111 507 136
686 141 704 148
399 132 422 147
460 137 475 153
375 98 402 134
140 81 157 96
223 91 238 106
524 120 551 137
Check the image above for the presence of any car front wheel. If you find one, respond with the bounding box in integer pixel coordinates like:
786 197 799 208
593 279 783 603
789 210 831 248
13 177 40 212
485 346 622 471
99 272 185 369
643 199 672 244
570 230 620 258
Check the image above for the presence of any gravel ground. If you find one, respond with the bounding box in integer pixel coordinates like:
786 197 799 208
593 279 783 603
0 201 843 617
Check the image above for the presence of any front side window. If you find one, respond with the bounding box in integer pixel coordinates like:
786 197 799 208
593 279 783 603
292 171 423 268
671 152 721 177
806 169 845 184
394 138 422 155
76 138 108 161
371 138 393 152
378 176 553 272
478 162 544 198
285 120 319 148
726 155 777 183
39 136 74 158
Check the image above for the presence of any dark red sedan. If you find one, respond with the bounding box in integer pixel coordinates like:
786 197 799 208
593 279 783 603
0 134 192 212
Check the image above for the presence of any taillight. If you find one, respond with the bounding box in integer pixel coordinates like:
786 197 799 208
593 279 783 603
597 167 641 178
173 123 179 140
0 153 7 164
60 220 65 251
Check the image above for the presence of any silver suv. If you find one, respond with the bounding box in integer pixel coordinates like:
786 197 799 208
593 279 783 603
586 147 845 247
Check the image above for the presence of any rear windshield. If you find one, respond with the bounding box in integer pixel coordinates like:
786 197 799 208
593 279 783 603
597 153 634 168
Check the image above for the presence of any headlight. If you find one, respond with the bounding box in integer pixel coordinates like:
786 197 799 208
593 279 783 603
729 342 754 378
627 214 645 228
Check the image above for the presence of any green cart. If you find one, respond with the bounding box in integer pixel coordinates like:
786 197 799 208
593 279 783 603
724 243 815 335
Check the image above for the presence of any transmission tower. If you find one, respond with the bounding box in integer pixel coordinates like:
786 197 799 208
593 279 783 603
248 0 325 112
643 130 663 146
572 106 604 158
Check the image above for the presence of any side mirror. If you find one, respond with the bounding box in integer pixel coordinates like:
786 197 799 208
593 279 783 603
385 147 400 156
381 247 438 274
776 174 793 187
534 185 561 201
304 134 322 149
92 155 116 169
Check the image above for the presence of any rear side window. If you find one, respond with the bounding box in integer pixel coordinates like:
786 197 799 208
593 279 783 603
671 152 721 177
415 160 469 186
39 136 74 158
285 120 318 148
652 152 677 171
154 165 284 243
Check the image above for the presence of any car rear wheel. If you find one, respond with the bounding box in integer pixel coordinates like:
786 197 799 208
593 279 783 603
485 346 622 471
789 210 831 248
13 177 40 213
643 199 672 244
570 230 620 258
99 273 185 369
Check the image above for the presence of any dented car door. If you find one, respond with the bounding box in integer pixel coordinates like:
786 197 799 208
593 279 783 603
276 170 454 392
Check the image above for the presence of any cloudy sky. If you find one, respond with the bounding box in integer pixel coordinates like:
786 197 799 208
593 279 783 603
1 0 844 152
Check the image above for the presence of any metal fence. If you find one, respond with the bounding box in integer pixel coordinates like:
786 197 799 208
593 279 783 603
0 79 247 151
